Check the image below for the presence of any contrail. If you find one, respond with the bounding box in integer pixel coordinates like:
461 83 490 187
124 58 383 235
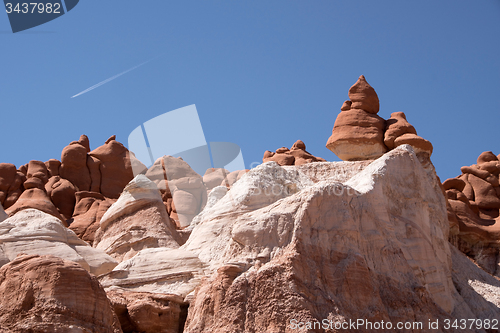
71 57 157 98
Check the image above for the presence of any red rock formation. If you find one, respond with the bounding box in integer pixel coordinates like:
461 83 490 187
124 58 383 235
90 136 144 199
384 111 433 156
0 163 25 209
326 76 433 161
107 289 186 333
44 158 61 177
263 140 326 166
60 134 92 192
69 191 115 246
0 254 122 332
5 188 66 225
24 160 49 190
45 176 78 220
326 76 388 161
445 151 500 275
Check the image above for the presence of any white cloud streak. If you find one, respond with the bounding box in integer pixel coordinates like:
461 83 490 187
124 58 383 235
71 58 155 98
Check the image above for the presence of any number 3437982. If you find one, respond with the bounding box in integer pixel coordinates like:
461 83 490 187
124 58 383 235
5 3 61 14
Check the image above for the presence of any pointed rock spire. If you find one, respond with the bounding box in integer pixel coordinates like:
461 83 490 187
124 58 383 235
348 75 380 114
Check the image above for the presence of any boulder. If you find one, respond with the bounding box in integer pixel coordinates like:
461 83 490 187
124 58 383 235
0 163 25 209
203 168 229 192
69 191 115 246
93 175 181 262
394 132 433 156
89 136 146 199
0 254 122 332
23 160 49 190
326 108 387 161
0 209 117 275
99 248 205 298
45 176 78 220
60 135 92 192
107 288 186 333
384 111 418 149
44 158 61 177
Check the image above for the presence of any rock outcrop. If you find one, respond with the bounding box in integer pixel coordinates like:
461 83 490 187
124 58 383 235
0 163 25 209
444 151 500 275
263 140 326 166
0 209 117 275
326 75 387 160
385 111 433 156
93 175 181 262
107 288 187 333
0 254 122 332
146 156 207 228
326 76 433 161
69 191 115 246
179 145 497 332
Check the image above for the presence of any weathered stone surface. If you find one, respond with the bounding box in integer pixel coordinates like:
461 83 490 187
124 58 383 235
5 188 66 224
384 111 417 149
182 146 499 332
0 209 117 275
60 135 92 192
45 176 77 221
146 156 207 228
263 140 326 166
94 175 181 262
44 158 61 177
107 288 186 333
348 75 380 114
99 248 205 298
23 160 49 190
89 138 138 199
0 254 122 333
221 169 248 188
326 108 387 161
69 191 114 246
203 168 229 192
0 163 25 209
384 110 433 157
443 151 500 275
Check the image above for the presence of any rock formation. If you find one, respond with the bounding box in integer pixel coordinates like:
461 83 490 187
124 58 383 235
263 140 326 166
385 111 433 156
326 76 433 161
145 156 207 228
0 163 25 209
93 175 181 262
0 209 117 275
444 151 500 275
0 254 122 332
69 191 115 246
326 75 387 160
107 289 186 333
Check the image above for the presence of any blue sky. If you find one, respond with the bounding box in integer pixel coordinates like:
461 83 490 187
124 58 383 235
0 1 499 181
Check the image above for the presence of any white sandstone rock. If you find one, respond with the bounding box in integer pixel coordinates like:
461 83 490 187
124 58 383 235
0 209 117 275
94 175 181 262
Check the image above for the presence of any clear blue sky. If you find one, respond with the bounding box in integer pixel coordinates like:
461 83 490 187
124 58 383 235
1 1 499 181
